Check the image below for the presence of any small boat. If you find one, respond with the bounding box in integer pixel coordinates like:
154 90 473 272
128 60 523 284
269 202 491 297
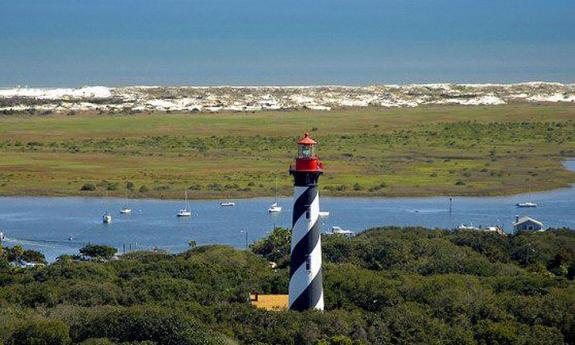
102 212 112 224
268 202 282 213
319 211 330 218
516 202 537 208
268 178 282 213
120 191 132 214
177 209 192 217
0 231 5 241
177 191 192 217
458 224 505 235
458 223 479 230
220 202 236 207
328 226 354 237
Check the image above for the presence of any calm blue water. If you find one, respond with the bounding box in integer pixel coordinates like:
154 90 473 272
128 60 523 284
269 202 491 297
1 0 574 86
1 161 574 262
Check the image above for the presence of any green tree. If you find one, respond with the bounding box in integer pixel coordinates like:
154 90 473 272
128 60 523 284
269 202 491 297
80 245 117 260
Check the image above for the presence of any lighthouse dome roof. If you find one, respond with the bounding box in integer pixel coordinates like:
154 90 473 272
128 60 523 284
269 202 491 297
297 133 317 145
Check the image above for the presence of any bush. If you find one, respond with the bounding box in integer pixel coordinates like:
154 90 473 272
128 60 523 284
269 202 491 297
21 249 46 264
9 319 71 345
139 186 149 193
80 245 117 260
71 307 222 345
81 183 96 191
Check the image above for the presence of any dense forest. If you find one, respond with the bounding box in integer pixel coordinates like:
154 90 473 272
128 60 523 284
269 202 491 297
0 227 574 345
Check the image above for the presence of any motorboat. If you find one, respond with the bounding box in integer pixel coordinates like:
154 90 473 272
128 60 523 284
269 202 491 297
458 223 479 230
177 209 192 217
328 226 354 237
102 212 112 224
220 202 236 207
516 202 537 208
319 211 330 218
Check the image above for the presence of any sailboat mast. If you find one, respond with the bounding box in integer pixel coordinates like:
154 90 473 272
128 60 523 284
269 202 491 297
275 177 278 203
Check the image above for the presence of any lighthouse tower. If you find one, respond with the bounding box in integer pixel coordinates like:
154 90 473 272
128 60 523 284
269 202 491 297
288 133 324 311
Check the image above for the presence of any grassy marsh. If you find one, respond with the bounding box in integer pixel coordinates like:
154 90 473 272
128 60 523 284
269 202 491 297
0 104 574 199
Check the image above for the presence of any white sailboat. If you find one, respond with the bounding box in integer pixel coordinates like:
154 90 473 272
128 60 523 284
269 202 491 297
177 191 192 217
319 211 330 218
268 202 282 213
120 190 132 214
268 178 282 213
102 191 112 223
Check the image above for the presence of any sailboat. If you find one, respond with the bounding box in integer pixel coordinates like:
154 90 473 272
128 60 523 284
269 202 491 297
268 178 282 213
120 190 132 214
102 191 112 223
177 191 192 217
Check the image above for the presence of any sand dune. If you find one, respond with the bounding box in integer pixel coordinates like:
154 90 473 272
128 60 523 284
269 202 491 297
1 83 574 113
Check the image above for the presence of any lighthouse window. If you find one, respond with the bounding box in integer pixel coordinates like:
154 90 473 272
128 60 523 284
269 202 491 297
299 144 314 158
306 255 311 271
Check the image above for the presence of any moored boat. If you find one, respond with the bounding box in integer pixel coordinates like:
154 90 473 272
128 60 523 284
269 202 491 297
177 191 192 217
516 202 537 208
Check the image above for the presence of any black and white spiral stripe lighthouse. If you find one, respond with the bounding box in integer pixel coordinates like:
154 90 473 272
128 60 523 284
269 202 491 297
288 133 325 311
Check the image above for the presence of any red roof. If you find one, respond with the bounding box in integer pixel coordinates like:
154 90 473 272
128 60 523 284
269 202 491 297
297 132 317 145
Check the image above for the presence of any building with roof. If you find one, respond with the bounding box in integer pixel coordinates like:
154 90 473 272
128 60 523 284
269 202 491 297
513 216 544 233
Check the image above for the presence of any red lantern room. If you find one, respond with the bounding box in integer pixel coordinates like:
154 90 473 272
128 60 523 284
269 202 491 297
292 133 324 172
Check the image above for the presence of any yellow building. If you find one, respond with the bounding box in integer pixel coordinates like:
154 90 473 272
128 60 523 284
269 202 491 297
250 293 288 311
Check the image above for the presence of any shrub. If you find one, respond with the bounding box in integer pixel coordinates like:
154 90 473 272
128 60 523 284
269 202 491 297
9 319 71 345
80 245 117 260
139 186 149 193
81 183 96 191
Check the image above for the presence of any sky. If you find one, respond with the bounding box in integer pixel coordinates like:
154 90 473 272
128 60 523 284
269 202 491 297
0 0 574 86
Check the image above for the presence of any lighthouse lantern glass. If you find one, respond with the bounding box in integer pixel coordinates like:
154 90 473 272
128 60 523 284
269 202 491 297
298 144 315 158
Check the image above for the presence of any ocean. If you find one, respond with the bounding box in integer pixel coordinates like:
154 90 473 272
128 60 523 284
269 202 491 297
0 0 574 87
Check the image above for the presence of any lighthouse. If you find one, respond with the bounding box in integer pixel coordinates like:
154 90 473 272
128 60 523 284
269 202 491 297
288 132 324 311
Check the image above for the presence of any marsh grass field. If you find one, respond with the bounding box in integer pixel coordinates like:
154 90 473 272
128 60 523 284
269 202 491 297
0 103 574 199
